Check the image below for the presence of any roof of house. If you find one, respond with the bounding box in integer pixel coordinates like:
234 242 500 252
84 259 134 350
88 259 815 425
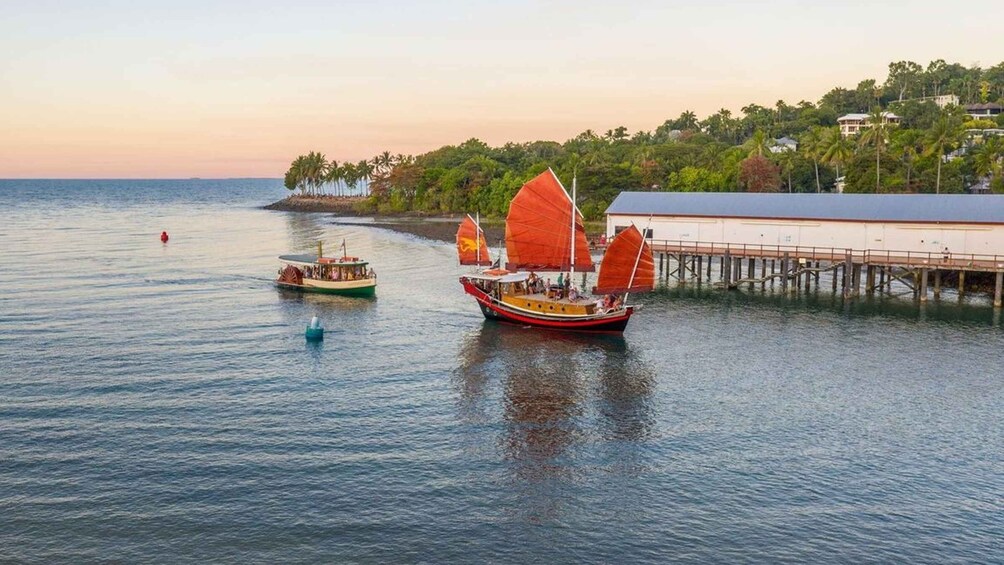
965 103 1003 111
837 111 900 122
605 192 1004 224
775 136 798 145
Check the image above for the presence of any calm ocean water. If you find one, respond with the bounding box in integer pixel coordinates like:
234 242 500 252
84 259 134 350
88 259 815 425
1 179 1001 563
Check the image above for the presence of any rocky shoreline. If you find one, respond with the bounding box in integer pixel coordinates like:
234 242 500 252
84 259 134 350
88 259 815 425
263 195 366 215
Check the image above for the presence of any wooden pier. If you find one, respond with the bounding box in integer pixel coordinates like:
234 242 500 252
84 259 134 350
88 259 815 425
648 240 1004 308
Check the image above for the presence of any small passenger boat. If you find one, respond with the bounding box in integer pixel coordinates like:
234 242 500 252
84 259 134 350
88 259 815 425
276 241 376 297
457 169 654 332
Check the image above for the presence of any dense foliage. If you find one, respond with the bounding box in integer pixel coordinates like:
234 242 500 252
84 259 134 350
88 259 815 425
284 60 1004 219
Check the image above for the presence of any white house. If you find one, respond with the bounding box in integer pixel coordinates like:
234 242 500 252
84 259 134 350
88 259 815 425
769 136 798 153
837 112 901 137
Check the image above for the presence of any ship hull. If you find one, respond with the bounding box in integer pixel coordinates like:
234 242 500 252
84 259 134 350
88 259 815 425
460 278 633 332
276 279 376 297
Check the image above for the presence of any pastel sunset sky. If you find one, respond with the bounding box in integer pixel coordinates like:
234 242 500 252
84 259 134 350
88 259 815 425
2 0 1001 178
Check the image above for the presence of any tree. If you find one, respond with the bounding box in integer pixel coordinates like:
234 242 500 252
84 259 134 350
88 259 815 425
325 159 341 196
822 127 854 184
739 155 781 192
744 129 774 158
925 113 963 194
673 110 699 131
858 107 895 192
891 129 924 192
974 136 1004 182
885 61 923 101
665 166 728 192
799 126 827 192
774 149 797 193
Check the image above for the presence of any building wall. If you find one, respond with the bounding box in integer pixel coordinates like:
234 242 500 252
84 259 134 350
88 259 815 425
607 214 1004 257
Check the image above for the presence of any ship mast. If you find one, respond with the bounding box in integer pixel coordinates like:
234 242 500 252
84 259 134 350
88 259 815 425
475 212 481 265
570 174 576 279
623 217 652 305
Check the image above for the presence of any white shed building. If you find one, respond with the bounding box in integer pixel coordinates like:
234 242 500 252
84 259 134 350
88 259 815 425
605 193 1004 258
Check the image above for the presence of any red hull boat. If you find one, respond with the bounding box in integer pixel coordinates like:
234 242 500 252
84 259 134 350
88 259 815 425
456 169 655 333
460 277 634 332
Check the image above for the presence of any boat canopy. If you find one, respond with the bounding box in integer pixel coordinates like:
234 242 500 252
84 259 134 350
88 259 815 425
593 225 655 294
456 214 492 266
504 169 594 272
464 271 529 283
278 254 368 267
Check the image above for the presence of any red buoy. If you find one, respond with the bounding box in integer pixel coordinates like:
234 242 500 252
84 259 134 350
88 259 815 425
160 231 169 243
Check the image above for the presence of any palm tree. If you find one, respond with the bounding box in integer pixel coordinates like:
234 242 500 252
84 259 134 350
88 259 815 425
357 160 374 196
858 107 895 192
799 126 827 193
822 127 854 185
891 130 924 192
325 160 343 196
373 151 394 175
775 149 796 193
745 129 774 158
925 114 963 194
341 162 358 196
678 110 698 130
974 136 1004 182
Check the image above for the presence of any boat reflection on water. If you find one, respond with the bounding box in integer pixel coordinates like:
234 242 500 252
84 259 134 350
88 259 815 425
454 322 656 521
275 286 376 307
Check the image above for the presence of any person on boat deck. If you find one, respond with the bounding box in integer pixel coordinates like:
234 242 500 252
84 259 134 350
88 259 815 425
368 267 375 278
563 272 571 296
556 272 563 288
569 286 579 301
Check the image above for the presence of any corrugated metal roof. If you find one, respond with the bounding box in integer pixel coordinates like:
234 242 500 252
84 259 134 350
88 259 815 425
605 192 1004 224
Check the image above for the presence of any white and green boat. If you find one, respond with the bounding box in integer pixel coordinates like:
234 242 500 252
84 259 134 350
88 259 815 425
276 242 377 297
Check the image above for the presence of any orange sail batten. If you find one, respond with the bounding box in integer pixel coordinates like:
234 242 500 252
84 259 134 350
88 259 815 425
456 214 492 266
593 225 655 294
504 169 594 272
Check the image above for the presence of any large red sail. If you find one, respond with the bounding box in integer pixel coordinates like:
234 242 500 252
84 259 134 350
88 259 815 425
593 225 655 294
456 214 492 266
504 169 594 272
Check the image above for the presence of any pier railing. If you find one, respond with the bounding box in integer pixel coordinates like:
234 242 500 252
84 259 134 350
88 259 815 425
647 240 1004 271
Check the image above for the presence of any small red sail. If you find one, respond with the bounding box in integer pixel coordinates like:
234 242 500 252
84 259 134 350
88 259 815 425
593 225 655 294
504 169 594 272
456 214 492 266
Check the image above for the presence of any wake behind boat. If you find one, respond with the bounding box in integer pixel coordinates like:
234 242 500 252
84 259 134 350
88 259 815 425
457 169 654 332
276 241 377 297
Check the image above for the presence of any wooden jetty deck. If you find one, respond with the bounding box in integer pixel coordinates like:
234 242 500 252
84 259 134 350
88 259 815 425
642 239 1004 307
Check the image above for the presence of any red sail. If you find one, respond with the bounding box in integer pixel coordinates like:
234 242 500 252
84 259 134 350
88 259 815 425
456 214 492 266
593 225 655 294
504 169 594 272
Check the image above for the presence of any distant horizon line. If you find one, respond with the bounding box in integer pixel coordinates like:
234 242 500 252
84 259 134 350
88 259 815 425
0 177 284 181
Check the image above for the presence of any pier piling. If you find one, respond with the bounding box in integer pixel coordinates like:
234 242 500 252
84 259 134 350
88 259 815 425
995 272 1003 308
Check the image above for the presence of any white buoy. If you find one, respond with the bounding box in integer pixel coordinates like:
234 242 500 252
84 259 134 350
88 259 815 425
306 316 324 341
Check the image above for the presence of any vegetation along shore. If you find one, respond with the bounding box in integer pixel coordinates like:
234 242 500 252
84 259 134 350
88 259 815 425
275 59 1004 221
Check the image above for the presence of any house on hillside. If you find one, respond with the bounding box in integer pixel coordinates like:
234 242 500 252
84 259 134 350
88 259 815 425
969 177 992 194
770 137 798 153
965 103 1003 120
837 112 901 137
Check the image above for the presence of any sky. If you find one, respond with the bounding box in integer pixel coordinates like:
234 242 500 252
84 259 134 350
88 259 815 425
1 0 1002 178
